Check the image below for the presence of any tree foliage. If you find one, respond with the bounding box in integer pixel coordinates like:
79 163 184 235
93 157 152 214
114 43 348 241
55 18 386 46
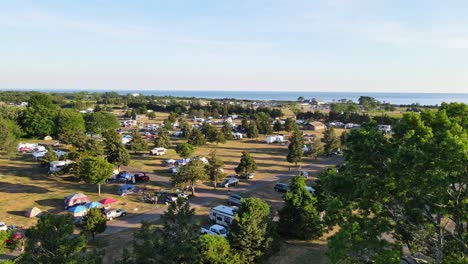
279 175 322 239
172 159 207 196
321 104 468 263
56 109 85 144
103 130 130 169
229 198 276 263
17 214 96 264
206 150 226 189
235 151 257 178
196 235 244 264
323 127 340 156
83 208 107 239
124 199 198 264
0 117 22 157
246 121 259 139
175 143 194 159
188 128 206 146
127 129 148 153
273 120 282 133
21 93 58 137
286 128 304 166
79 157 113 196
284 118 296 132
84 111 120 135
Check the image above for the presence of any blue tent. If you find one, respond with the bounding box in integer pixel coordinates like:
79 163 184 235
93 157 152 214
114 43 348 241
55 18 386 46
68 205 87 213
85 201 103 209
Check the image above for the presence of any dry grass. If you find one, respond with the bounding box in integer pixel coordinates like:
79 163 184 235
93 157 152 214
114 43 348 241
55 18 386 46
0 153 156 228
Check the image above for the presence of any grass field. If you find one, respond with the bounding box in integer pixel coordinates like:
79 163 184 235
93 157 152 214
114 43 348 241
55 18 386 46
0 113 341 262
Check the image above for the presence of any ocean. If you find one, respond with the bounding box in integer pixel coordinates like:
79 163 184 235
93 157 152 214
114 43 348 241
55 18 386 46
2 89 468 106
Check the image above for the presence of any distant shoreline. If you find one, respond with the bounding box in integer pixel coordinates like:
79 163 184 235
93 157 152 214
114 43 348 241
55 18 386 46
1 88 468 105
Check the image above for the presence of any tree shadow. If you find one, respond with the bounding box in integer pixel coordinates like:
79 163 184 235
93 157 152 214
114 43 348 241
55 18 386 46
0 182 49 193
6 210 26 217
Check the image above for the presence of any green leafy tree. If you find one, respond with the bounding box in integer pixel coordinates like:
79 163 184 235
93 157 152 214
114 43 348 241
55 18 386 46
321 105 468 263
84 111 120 135
155 129 171 148
17 214 93 264
147 111 156 120
273 119 282 134
286 128 304 166
123 199 198 263
246 121 259 139
0 117 22 157
188 128 206 146
71 136 104 158
175 143 194 159
358 96 380 110
327 216 401 264
235 151 257 178
56 109 85 144
229 198 276 263
196 235 245 264
221 122 234 140
79 157 113 196
284 118 296 132
103 130 130 169
206 150 226 189
241 116 249 130
172 159 207 196
127 130 148 153
297 96 305 101
323 127 340 156
279 175 322 239
255 112 273 135
168 112 178 123
307 138 324 159
83 208 107 239
21 93 58 137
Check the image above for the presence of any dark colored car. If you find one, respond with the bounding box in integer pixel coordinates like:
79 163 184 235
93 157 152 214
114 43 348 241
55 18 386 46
227 194 242 206
274 183 289 193
134 172 150 182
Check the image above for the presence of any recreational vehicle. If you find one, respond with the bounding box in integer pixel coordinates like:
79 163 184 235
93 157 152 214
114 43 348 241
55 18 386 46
209 205 237 226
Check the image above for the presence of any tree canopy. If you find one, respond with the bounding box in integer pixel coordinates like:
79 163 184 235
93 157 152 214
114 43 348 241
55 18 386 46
321 103 468 263
172 159 207 196
79 157 114 196
175 143 194 159
235 151 257 178
286 128 304 166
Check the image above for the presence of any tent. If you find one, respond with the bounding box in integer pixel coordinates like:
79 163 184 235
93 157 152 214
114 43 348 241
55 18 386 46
64 193 90 208
68 205 87 217
99 197 117 205
85 201 103 209
25 207 42 218
118 184 138 196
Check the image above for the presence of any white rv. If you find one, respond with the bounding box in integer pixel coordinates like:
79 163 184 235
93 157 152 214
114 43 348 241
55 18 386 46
209 205 237 226
49 160 74 174
266 135 284 144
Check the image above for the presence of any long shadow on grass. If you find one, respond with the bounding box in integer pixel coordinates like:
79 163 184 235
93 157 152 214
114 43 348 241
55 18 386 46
0 182 49 193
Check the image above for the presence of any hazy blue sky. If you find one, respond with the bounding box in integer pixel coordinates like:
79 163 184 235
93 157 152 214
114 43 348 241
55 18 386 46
1 0 468 93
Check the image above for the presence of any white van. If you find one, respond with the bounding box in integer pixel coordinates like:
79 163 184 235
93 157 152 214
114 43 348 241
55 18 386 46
209 205 237 227
150 147 167 156
49 160 74 174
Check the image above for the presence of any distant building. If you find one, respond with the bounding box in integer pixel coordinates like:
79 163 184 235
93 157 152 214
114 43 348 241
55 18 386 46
310 98 325 106
303 121 326 131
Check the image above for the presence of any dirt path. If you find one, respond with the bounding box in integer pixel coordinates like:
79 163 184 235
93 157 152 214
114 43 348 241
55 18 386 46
99 156 342 237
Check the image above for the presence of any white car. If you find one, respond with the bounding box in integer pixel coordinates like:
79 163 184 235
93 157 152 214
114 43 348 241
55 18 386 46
104 209 127 220
0 222 7 231
219 177 239 188
150 147 167 156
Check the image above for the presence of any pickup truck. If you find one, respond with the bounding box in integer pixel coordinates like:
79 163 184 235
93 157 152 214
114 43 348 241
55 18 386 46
200 224 228 238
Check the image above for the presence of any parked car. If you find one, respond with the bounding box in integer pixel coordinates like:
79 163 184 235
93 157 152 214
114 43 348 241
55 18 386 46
0 222 7 231
227 194 242 206
118 171 133 182
104 209 127 220
200 224 228 238
168 167 178 174
219 177 239 188
274 183 289 193
134 172 149 182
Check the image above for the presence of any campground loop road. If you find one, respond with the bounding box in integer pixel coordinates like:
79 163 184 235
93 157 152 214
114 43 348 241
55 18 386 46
99 156 342 237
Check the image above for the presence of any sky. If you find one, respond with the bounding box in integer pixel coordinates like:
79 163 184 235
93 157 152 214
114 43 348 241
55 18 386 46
1 0 468 93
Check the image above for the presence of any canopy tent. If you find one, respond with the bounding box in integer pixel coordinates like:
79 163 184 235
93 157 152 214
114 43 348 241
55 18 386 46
85 201 103 209
99 197 117 205
68 205 87 217
25 207 42 218
64 193 90 208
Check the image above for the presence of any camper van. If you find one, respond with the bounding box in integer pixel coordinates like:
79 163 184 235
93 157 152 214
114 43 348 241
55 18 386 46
49 160 74 174
209 205 237 227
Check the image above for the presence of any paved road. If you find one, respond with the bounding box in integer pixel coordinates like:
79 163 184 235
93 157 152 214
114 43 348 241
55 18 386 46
99 156 342 237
